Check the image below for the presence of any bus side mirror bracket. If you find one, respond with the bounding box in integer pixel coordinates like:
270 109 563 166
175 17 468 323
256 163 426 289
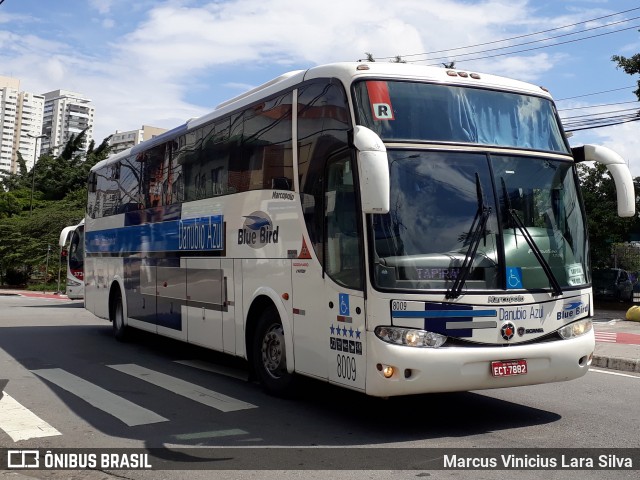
572 144 636 217
353 126 390 214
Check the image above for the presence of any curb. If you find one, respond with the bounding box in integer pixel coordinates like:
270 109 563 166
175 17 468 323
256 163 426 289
592 355 640 373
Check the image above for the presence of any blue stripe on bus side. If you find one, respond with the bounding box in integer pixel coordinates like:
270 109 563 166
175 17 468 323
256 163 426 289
86 215 224 253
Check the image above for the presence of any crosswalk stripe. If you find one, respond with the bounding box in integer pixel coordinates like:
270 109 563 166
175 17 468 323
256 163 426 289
0 392 61 441
31 368 169 427
108 364 258 412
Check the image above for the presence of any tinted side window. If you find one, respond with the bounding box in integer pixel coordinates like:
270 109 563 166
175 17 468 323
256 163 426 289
163 140 182 206
297 79 351 263
227 112 245 193
94 163 120 217
139 144 164 208
249 92 294 190
182 128 202 201
118 156 142 213
87 172 97 217
325 153 363 290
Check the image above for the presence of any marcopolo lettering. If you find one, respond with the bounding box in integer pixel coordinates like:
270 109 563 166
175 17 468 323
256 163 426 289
238 211 280 249
272 191 294 201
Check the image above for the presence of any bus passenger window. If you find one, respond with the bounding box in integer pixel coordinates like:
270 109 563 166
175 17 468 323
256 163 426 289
324 154 362 290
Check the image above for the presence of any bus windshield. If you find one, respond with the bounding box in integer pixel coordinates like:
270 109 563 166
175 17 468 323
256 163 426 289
370 150 588 293
353 80 568 153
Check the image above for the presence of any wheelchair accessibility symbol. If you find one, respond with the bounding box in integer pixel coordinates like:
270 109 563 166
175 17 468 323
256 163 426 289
506 267 523 289
338 293 350 316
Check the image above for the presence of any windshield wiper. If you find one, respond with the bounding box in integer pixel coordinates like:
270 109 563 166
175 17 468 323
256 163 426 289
446 173 491 299
501 177 563 297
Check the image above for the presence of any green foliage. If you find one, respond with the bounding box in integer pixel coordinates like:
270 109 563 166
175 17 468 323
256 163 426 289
612 51 640 100
0 131 111 285
577 163 640 268
26 282 61 292
16 151 27 177
0 191 21 218
611 243 640 273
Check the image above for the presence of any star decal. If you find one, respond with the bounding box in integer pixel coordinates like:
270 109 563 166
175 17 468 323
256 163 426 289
348 327 354 338
330 324 335 335
356 329 361 339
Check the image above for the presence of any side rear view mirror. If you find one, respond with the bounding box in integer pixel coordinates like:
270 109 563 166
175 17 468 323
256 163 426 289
353 126 390 214
572 144 635 217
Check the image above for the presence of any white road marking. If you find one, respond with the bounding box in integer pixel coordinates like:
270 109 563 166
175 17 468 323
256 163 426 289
31 368 169 427
0 392 61 441
174 359 249 381
589 368 640 379
108 364 257 412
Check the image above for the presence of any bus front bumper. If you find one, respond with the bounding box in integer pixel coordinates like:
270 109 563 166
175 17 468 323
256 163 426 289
364 330 595 397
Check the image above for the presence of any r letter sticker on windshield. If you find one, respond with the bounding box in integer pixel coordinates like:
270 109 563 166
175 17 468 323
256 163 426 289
366 81 395 120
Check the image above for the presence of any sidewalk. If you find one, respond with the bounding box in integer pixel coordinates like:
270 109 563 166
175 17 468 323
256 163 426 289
592 307 640 374
0 289 70 300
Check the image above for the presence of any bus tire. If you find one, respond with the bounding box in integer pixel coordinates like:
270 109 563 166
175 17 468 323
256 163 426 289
112 290 127 341
252 307 295 396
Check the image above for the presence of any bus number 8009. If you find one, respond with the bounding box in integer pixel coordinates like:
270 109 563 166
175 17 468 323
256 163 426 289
337 354 356 381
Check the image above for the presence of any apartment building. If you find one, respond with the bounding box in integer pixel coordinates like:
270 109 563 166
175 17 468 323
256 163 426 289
0 76 44 176
108 125 167 154
41 89 95 156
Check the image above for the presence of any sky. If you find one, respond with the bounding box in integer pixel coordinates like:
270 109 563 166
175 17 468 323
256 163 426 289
1 0 639 174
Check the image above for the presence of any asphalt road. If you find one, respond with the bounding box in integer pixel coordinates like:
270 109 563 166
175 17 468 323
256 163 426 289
0 294 638 480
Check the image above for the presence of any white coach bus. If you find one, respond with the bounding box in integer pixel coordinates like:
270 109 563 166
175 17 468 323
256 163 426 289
59 219 85 300
84 62 635 397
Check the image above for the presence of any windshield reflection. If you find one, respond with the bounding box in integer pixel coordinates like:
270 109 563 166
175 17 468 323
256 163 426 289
370 151 588 293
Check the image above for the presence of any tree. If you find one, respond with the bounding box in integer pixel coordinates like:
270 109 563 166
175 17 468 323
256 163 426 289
0 191 21 218
612 50 640 100
16 151 27 177
0 131 112 285
577 163 640 268
27 130 111 203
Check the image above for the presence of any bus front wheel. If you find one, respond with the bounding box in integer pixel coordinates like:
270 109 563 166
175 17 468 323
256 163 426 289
252 307 295 396
112 291 127 341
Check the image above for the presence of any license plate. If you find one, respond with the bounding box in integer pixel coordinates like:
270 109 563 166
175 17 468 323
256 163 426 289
491 359 527 377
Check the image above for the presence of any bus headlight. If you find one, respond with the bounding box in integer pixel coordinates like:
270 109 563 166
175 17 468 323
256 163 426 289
375 326 447 348
67 279 82 287
558 319 593 339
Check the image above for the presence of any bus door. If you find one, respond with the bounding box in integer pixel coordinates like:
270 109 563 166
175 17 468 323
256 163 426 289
292 151 366 390
323 153 366 390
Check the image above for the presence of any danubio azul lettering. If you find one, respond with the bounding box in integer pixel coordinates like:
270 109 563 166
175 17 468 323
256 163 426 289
178 217 222 251
499 308 527 321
